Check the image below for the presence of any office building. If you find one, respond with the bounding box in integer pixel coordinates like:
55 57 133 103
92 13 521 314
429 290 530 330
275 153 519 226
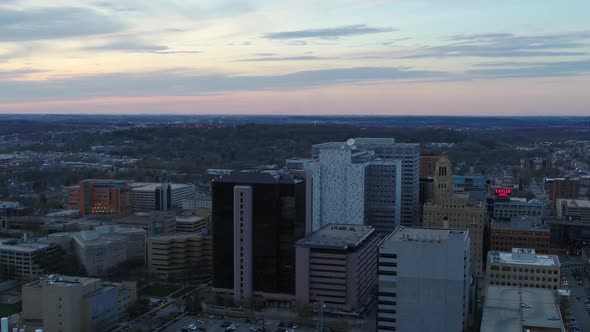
212 170 308 307
490 216 550 254
556 199 590 223
492 197 544 221
419 154 439 178
130 182 195 212
520 157 553 170
377 227 472 332
288 138 416 232
545 176 580 205
295 224 379 313
176 214 209 233
0 238 60 281
65 179 131 217
480 285 564 332
114 211 176 235
22 275 137 332
53 226 146 276
486 248 560 290
423 156 487 276
147 233 212 282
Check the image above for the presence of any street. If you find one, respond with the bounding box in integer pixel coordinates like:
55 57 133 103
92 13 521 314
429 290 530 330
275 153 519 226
163 314 315 332
564 269 590 332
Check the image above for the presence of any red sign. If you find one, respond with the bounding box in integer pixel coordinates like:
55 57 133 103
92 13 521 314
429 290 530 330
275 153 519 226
494 188 513 197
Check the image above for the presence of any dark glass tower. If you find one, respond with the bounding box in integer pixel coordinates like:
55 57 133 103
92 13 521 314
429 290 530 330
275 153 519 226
212 170 307 305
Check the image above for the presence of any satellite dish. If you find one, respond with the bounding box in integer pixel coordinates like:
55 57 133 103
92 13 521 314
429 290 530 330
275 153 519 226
346 138 355 146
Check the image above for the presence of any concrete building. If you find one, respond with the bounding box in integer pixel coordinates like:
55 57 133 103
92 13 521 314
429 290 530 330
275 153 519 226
377 227 472 332
176 214 209 233
146 233 212 282
556 199 590 223
22 275 137 332
423 156 487 276
65 179 131 217
295 224 379 313
520 157 553 170
419 154 439 178
288 138 414 233
486 248 560 290
545 176 580 207
480 285 564 332
114 211 176 235
70 226 146 276
490 216 551 254
212 170 308 307
492 197 545 221
0 238 60 281
130 182 195 212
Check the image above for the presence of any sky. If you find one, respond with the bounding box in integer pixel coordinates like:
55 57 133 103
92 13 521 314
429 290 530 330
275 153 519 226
1 0 590 115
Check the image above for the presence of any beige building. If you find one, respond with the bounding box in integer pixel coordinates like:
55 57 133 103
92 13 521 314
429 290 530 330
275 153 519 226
423 156 487 276
22 275 137 332
146 233 212 282
486 248 560 290
557 198 590 223
115 211 176 235
130 182 195 212
295 224 379 313
176 214 209 233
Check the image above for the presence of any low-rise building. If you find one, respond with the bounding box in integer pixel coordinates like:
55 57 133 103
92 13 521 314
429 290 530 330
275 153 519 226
130 182 195 212
480 285 564 332
146 233 212 282
492 197 544 221
556 198 590 223
176 214 208 233
22 275 137 332
486 248 560 290
114 211 176 235
490 216 551 254
295 224 379 313
0 238 60 281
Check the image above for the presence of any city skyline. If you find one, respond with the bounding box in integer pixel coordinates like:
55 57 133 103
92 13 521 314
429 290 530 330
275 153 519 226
1 0 590 115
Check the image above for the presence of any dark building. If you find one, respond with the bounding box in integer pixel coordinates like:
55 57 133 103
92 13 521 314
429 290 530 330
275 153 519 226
212 170 308 307
545 177 580 207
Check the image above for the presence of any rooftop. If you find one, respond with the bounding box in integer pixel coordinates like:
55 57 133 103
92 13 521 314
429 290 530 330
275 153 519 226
558 199 590 209
480 285 564 332
0 238 52 253
213 169 303 184
489 248 559 267
491 216 548 230
297 224 375 250
27 275 100 288
383 226 467 245
130 182 194 191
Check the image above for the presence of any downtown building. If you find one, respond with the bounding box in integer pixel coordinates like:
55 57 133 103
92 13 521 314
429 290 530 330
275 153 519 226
423 156 487 277
147 233 212 282
287 137 418 233
212 170 308 307
485 248 560 290
129 182 195 212
377 226 472 332
65 179 131 217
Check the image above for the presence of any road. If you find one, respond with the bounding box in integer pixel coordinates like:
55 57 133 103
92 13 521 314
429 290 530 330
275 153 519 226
565 269 590 332
164 314 316 332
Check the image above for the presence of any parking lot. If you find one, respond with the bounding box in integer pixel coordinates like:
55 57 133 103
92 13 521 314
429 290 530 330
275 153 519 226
164 314 312 332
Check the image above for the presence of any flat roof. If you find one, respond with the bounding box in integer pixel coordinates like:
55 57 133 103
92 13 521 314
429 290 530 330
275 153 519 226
297 224 375 250
130 182 194 191
491 216 548 231
558 199 590 208
27 275 100 288
481 285 564 332
489 249 559 267
383 226 467 245
0 238 52 253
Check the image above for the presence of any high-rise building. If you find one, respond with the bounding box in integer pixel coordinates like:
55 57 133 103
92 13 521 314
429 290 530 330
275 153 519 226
545 176 580 206
485 248 560 290
22 275 137 332
212 170 308 307
295 224 379 313
452 176 488 203
147 233 212 282
288 137 417 232
129 182 195 212
377 226 472 332
423 156 487 276
65 180 131 217
419 154 439 178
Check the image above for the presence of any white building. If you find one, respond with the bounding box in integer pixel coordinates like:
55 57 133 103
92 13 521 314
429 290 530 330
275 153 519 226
486 248 560 290
287 138 411 232
377 227 472 332
130 182 195 212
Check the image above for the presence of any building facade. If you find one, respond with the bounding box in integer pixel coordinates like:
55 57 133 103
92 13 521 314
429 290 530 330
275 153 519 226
295 224 379 313
0 238 60 281
115 211 176 235
485 248 560 290
452 176 488 203
423 156 487 276
377 227 472 332
546 177 580 206
492 197 544 221
147 233 212 282
130 182 195 212
22 275 137 332
65 179 131 217
490 216 551 254
556 199 590 223
212 170 308 307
